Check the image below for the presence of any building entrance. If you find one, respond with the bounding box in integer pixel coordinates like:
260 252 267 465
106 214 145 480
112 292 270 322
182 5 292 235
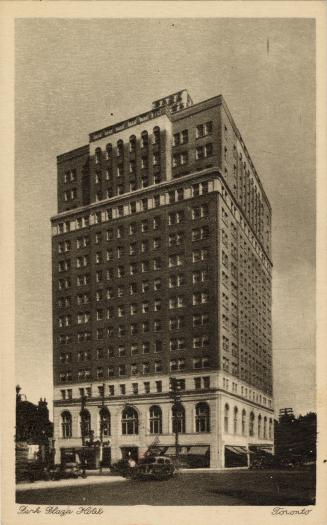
121 447 138 461
102 447 111 467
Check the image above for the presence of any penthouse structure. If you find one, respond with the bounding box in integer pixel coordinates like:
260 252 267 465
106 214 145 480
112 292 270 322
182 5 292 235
51 90 273 468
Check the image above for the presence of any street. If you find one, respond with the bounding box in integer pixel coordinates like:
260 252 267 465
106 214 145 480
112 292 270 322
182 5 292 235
16 467 315 506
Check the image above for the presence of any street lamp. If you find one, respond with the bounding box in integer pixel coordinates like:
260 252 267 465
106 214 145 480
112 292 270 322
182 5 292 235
169 377 182 462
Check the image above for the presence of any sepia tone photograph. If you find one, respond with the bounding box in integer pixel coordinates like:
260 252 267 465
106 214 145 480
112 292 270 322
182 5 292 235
1 2 326 525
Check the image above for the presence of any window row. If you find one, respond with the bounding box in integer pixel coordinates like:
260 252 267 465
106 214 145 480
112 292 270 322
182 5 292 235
224 404 273 439
58 357 210 382
94 128 161 163
60 402 211 439
56 203 210 234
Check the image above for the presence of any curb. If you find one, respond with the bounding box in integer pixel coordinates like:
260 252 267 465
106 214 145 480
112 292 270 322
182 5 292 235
16 475 126 492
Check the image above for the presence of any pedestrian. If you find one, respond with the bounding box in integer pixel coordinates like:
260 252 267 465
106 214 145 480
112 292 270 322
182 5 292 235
128 456 136 477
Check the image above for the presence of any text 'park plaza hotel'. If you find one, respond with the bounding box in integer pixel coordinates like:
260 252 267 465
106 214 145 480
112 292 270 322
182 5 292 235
51 89 273 469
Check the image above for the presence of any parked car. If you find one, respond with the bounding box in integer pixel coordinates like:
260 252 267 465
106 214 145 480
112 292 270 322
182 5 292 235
23 463 51 483
110 459 131 477
49 462 84 480
250 454 297 470
131 456 175 481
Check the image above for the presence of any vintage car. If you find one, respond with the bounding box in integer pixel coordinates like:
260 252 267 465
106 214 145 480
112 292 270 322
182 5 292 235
49 462 84 480
131 456 175 481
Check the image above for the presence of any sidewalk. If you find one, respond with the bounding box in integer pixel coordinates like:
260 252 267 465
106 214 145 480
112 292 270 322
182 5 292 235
16 474 126 492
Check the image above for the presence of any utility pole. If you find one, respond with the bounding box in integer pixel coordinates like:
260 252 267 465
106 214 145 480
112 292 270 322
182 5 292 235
98 383 105 473
80 394 87 477
169 377 182 462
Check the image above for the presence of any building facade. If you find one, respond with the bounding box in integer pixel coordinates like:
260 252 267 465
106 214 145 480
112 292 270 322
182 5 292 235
51 90 273 468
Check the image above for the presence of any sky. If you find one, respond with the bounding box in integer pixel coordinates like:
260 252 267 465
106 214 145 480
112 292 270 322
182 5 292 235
15 17 316 418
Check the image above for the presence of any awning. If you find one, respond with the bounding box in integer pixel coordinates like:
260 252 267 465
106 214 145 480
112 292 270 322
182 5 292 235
225 446 248 456
255 447 273 455
188 446 210 456
164 446 179 455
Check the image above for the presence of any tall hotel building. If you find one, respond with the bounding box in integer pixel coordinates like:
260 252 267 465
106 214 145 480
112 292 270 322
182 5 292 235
51 90 273 469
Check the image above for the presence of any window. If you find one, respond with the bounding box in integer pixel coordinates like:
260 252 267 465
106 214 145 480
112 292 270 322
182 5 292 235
131 363 138 376
143 362 150 374
169 296 184 309
172 404 185 434
117 139 124 158
169 254 183 267
129 283 137 295
154 278 161 291
154 340 162 353
129 135 136 152
192 291 209 305
242 410 246 436
118 364 126 377
153 217 160 230
249 412 255 436
156 380 162 392
193 335 209 349
193 313 209 327
142 342 150 354
195 402 210 432
61 412 72 439
142 301 149 314
153 126 160 144
100 408 111 437
149 406 162 434
122 407 138 435
224 404 229 433
263 416 267 439
154 360 162 373
118 344 126 356
141 131 148 148
233 407 238 434
132 383 139 395
80 410 91 438
258 414 262 438
130 322 137 333
170 358 185 371
170 337 185 351
196 121 212 138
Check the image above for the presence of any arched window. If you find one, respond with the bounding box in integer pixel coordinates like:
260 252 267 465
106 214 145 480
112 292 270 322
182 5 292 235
105 143 112 159
95 147 102 164
80 409 91 438
100 407 111 437
61 411 72 439
153 126 160 144
172 404 185 434
129 135 136 153
141 130 148 149
117 140 124 158
249 412 255 436
224 404 229 433
122 406 138 435
258 414 262 438
242 409 246 436
149 405 162 434
268 418 273 440
233 406 238 434
195 402 210 433
263 416 267 439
